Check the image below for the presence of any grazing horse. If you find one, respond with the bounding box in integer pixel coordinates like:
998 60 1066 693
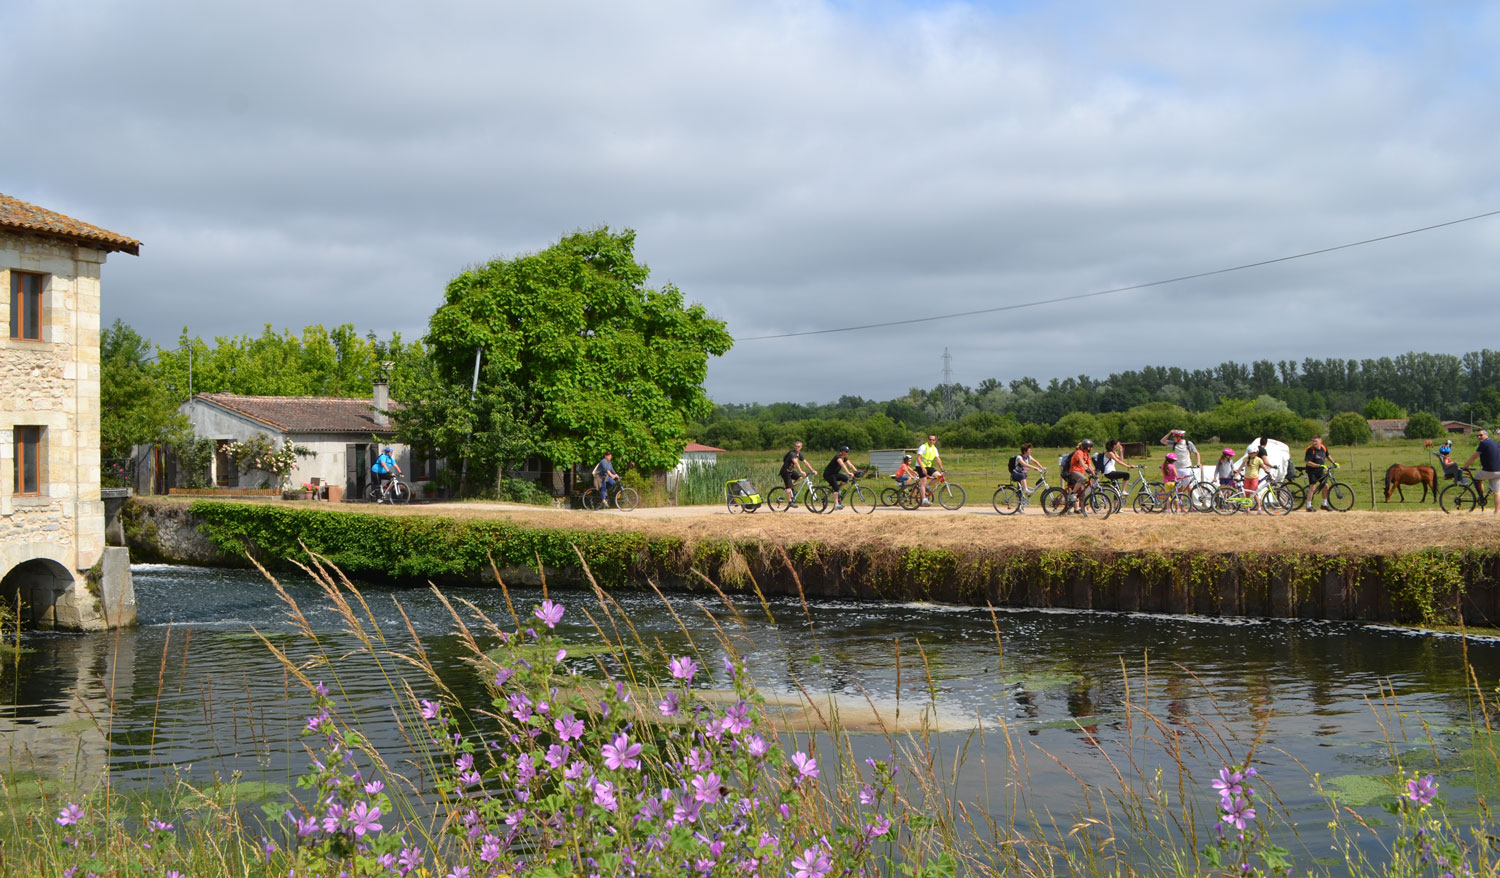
1384 464 1438 503
1423 439 1434 449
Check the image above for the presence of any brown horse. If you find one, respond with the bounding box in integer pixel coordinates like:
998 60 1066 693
1384 464 1438 503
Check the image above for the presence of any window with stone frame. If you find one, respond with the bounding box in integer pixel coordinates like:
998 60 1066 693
13 426 43 495
9 271 45 340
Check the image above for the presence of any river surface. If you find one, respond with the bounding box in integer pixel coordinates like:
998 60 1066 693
4 563 1499 865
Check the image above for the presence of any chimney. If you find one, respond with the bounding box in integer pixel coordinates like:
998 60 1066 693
373 379 390 428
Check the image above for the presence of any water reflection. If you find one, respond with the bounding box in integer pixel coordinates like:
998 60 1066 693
0 564 1496 854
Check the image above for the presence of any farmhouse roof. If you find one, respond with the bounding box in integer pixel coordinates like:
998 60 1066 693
0 192 141 255
1365 418 1408 431
683 442 726 453
1442 419 1481 429
192 393 396 435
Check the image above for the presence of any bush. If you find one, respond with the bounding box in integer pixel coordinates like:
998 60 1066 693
1328 411 1372 446
1404 411 1445 440
1363 396 1406 419
1047 412 1104 448
498 477 553 506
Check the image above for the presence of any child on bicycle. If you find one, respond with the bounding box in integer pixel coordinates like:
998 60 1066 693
893 455 916 488
1161 453 1181 513
1235 446 1270 512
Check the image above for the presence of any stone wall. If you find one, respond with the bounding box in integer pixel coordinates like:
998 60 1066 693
0 229 116 629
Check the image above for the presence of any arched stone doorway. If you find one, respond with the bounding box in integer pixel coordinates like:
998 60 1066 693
0 556 77 629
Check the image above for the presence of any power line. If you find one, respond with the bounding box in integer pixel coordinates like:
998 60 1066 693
738 208 1500 342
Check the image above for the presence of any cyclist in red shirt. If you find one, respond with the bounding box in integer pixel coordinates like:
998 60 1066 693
1064 439 1096 511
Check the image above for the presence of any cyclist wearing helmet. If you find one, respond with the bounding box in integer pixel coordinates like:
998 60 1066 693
892 454 916 489
1215 448 1237 486
823 446 858 510
372 446 402 502
1064 439 1096 510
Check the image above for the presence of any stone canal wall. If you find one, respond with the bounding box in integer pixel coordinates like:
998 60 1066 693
121 497 1500 627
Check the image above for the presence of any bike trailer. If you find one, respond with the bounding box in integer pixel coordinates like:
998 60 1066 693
725 478 763 512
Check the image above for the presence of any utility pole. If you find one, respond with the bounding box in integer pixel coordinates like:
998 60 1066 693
941 347 954 420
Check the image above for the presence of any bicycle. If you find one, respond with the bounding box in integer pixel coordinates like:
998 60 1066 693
1040 473 1113 518
1439 466 1492 514
991 471 1053 515
1211 477 1295 516
1097 464 1147 513
826 473 876 514
921 469 967 510
1285 463 1355 512
365 475 412 504
581 480 640 511
767 475 829 514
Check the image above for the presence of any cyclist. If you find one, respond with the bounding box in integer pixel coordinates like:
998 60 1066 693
824 446 858 511
1234 446 1271 512
1102 439 1134 491
1302 436 1337 511
1461 428 1500 515
892 454 916 490
371 446 402 502
1161 452 1181 512
1215 448 1236 487
1160 429 1201 494
593 452 620 505
1009 442 1046 496
915 434 944 507
1063 439 1095 512
779 440 814 498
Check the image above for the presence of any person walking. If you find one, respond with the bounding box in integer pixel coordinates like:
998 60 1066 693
1462 428 1500 515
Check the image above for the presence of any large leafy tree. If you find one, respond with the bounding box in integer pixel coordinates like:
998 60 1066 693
424 227 732 472
100 320 191 457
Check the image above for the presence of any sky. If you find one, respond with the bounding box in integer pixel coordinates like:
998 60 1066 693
3 0 1498 404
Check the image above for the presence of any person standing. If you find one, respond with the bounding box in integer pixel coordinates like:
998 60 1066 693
915 434 945 507
1160 429 1201 493
1462 428 1500 515
1302 436 1337 511
779 440 814 495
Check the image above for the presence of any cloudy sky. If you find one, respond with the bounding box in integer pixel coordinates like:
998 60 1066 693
4 1 1498 403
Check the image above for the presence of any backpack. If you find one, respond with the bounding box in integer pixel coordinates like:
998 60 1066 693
1007 455 1021 472
1093 452 1106 471
1058 452 1071 469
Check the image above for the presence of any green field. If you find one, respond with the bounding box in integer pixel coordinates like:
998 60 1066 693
687 438 1478 511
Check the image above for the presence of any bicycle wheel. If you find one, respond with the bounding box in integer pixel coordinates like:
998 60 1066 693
1441 483 1479 513
767 487 793 512
897 485 922 510
992 485 1023 515
1040 487 1071 516
878 487 897 506
1131 492 1157 515
391 481 412 504
1282 482 1306 509
1187 482 1217 513
848 485 876 515
805 486 830 514
365 483 382 502
614 487 640 511
580 489 599 510
1212 486 1239 516
1085 491 1113 519
1327 482 1355 512
1265 485 1295 516
936 482 966 510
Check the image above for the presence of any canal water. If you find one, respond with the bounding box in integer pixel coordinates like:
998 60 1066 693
4 563 1498 864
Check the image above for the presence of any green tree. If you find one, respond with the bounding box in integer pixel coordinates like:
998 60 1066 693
1362 396 1406 419
390 356 536 492
1328 411 1372 446
424 228 732 473
100 320 190 458
1403 411 1445 440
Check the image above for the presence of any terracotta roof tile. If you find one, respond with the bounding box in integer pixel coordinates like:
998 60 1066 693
683 442 726 453
195 393 396 435
0 192 141 255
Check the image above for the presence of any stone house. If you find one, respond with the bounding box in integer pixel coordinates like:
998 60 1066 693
177 381 436 500
0 192 137 630
1366 418 1408 440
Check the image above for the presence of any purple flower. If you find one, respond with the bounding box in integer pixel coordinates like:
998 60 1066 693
399 847 423 874
669 656 699 682
290 813 317 837
1220 795 1257 831
724 701 751 735
555 713 584 742
493 667 513 688
791 845 832 878
602 733 643 771
535 600 565 629
565 760 587 780
1212 767 1246 800
447 868 472 878
322 802 346 834
594 779 619 812
688 748 713 772
859 784 876 805
555 649 567 663
479 833 502 863
56 803 84 826
545 743 571 769
419 699 440 720
692 772 724 804
747 734 770 759
865 814 892 838
364 780 384 795
348 801 383 838
516 753 537 784
791 751 819 784
148 818 174 831
1407 774 1438 806
659 691 680 717
456 752 474 772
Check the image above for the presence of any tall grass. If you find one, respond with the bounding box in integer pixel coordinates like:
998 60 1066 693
3 554 1498 876
674 459 786 507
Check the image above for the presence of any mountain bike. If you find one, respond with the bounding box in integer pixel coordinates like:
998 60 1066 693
1097 465 1147 512
1211 477 1296 516
1040 474 1113 518
827 474 876 514
365 476 412 504
991 471 1053 515
1284 463 1355 511
582 480 640 511
1440 467 1492 514
767 475 829 514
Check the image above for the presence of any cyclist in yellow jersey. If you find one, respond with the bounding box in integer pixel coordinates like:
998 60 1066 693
915 434 944 507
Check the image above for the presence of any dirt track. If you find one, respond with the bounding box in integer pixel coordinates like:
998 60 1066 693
276 495 1500 557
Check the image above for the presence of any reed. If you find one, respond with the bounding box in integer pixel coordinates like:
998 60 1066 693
2 553 1496 877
